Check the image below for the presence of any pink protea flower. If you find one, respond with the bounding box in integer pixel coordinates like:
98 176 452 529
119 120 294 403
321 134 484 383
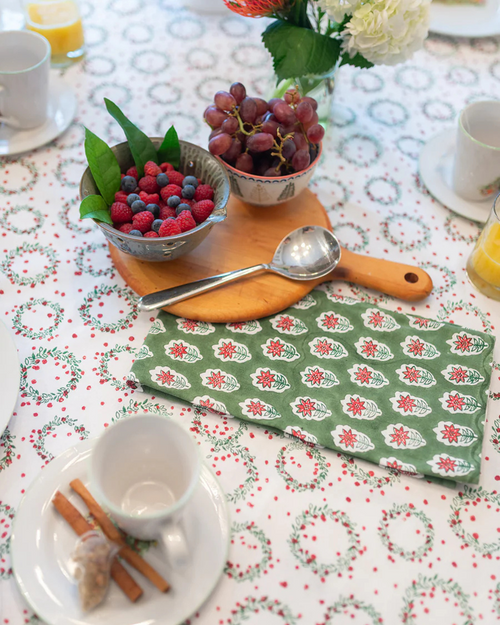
223 0 287 17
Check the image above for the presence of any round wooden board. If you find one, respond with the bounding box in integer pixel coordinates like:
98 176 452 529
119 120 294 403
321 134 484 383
110 188 331 323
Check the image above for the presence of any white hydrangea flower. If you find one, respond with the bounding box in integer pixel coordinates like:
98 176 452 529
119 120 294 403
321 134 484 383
341 0 431 66
316 0 360 22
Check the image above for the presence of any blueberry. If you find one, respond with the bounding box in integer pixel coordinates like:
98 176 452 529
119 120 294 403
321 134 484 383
127 193 140 207
146 203 160 219
121 175 137 193
167 195 181 208
152 219 163 233
182 184 196 200
131 200 146 214
129 229 143 237
183 175 198 189
156 173 169 188
176 203 192 216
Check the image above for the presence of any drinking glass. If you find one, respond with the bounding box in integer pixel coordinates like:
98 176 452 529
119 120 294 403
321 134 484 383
466 194 500 300
24 0 84 67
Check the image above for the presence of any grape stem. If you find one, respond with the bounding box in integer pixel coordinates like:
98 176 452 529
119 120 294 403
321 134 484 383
232 109 262 137
271 128 294 173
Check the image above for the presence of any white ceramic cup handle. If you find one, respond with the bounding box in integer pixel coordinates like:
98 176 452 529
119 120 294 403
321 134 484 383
159 521 189 568
0 84 20 128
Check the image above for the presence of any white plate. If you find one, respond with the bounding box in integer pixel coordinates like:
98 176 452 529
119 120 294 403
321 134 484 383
419 128 492 223
430 0 500 37
0 75 77 156
0 318 19 436
11 438 230 625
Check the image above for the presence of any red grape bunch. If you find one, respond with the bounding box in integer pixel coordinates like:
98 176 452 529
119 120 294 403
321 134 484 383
204 82 325 177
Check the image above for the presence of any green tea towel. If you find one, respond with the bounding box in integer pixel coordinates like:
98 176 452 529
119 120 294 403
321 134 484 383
131 290 495 485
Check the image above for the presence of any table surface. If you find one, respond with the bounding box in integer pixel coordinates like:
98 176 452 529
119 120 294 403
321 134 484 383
1 1 500 623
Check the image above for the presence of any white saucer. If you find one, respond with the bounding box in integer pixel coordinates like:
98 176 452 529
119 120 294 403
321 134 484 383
0 319 19 436
0 75 77 156
419 128 491 223
11 438 230 625
430 0 500 37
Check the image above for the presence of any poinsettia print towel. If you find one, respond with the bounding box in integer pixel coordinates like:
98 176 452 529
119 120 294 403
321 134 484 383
131 290 495 485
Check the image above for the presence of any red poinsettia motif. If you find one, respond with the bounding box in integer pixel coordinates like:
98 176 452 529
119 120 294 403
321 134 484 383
355 366 372 384
449 366 468 383
414 318 430 328
291 428 307 441
155 369 175 386
207 371 226 389
218 341 237 359
256 369 275 388
276 316 295 331
169 342 188 358
338 428 358 448
361 340 378 357
346 396 366 416
228 322 246 330
314 339 333 356
296 398 316 418
322 314 340 330
246 400 265 416
441 423 461 443
401 365 421 383
407 338 425 356
385 460 403 470
198 398 215 410
390 426 410 447
436 456 457 472
306 368 325 385
368 311 385 327
446 393 466 411
397 394 416 413
182 319 199 331
266 339 285 357
454 334 473 353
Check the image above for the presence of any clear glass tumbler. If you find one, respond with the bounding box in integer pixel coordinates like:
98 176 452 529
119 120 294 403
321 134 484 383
466 194 500 300
24 0 85 67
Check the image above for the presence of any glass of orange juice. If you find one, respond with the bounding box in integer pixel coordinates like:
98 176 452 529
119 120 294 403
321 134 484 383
24 0 85 67
466 195 500 300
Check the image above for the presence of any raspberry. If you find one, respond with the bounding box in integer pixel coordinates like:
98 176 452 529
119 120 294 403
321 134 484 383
132 210 154 233
118 222 134 234
139 191 160 205
176 210 196 233
194 184 214 202
159 218 182 237
160 184 183 201
160 205 176 220
160 162 175 172
144 231 159 238
110 202 133 224
166 170 185 187
181 198 195 208
138 175 159 194
114 190 129 203
144 160 161 177
192 200 214 223
126 166 138 179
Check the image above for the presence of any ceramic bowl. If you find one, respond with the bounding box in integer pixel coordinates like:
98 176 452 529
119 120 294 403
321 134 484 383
80 138 230 262
219 143 322 207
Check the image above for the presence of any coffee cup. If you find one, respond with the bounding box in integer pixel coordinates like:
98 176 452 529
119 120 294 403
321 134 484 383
89 414 201 567
453 101 500 202
0 30 50 130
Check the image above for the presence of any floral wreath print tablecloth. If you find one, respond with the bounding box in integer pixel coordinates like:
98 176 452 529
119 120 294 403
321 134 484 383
1 1 500 623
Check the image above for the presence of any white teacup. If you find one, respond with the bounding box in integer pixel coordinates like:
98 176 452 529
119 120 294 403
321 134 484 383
89 414 201 566
453 101 500 202
0 30 51 130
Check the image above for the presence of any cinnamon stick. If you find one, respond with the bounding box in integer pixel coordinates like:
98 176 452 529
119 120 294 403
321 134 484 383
52 491 143 602
70 479 170 593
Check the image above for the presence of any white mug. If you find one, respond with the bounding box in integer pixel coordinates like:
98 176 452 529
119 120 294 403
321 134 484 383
89 414 201 567
453 101 500 202
0 30 51 130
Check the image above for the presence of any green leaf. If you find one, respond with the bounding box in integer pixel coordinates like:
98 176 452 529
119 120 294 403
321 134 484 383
79 195 113 225
262 20 341 82
157 125 181 169
340 52 374 69
84 128 121 206
104 98 158 178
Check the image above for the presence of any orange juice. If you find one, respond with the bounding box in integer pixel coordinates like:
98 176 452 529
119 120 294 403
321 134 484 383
466 202 500 299
25 1 84 66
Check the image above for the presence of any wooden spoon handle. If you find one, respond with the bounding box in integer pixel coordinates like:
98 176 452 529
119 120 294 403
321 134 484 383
330 248 433 301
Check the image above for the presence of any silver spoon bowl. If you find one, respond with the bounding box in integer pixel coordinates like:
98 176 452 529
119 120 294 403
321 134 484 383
138 226 341 313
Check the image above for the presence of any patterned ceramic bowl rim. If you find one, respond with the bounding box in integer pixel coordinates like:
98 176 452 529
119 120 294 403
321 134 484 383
217 142 323 181
79 138 230 241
